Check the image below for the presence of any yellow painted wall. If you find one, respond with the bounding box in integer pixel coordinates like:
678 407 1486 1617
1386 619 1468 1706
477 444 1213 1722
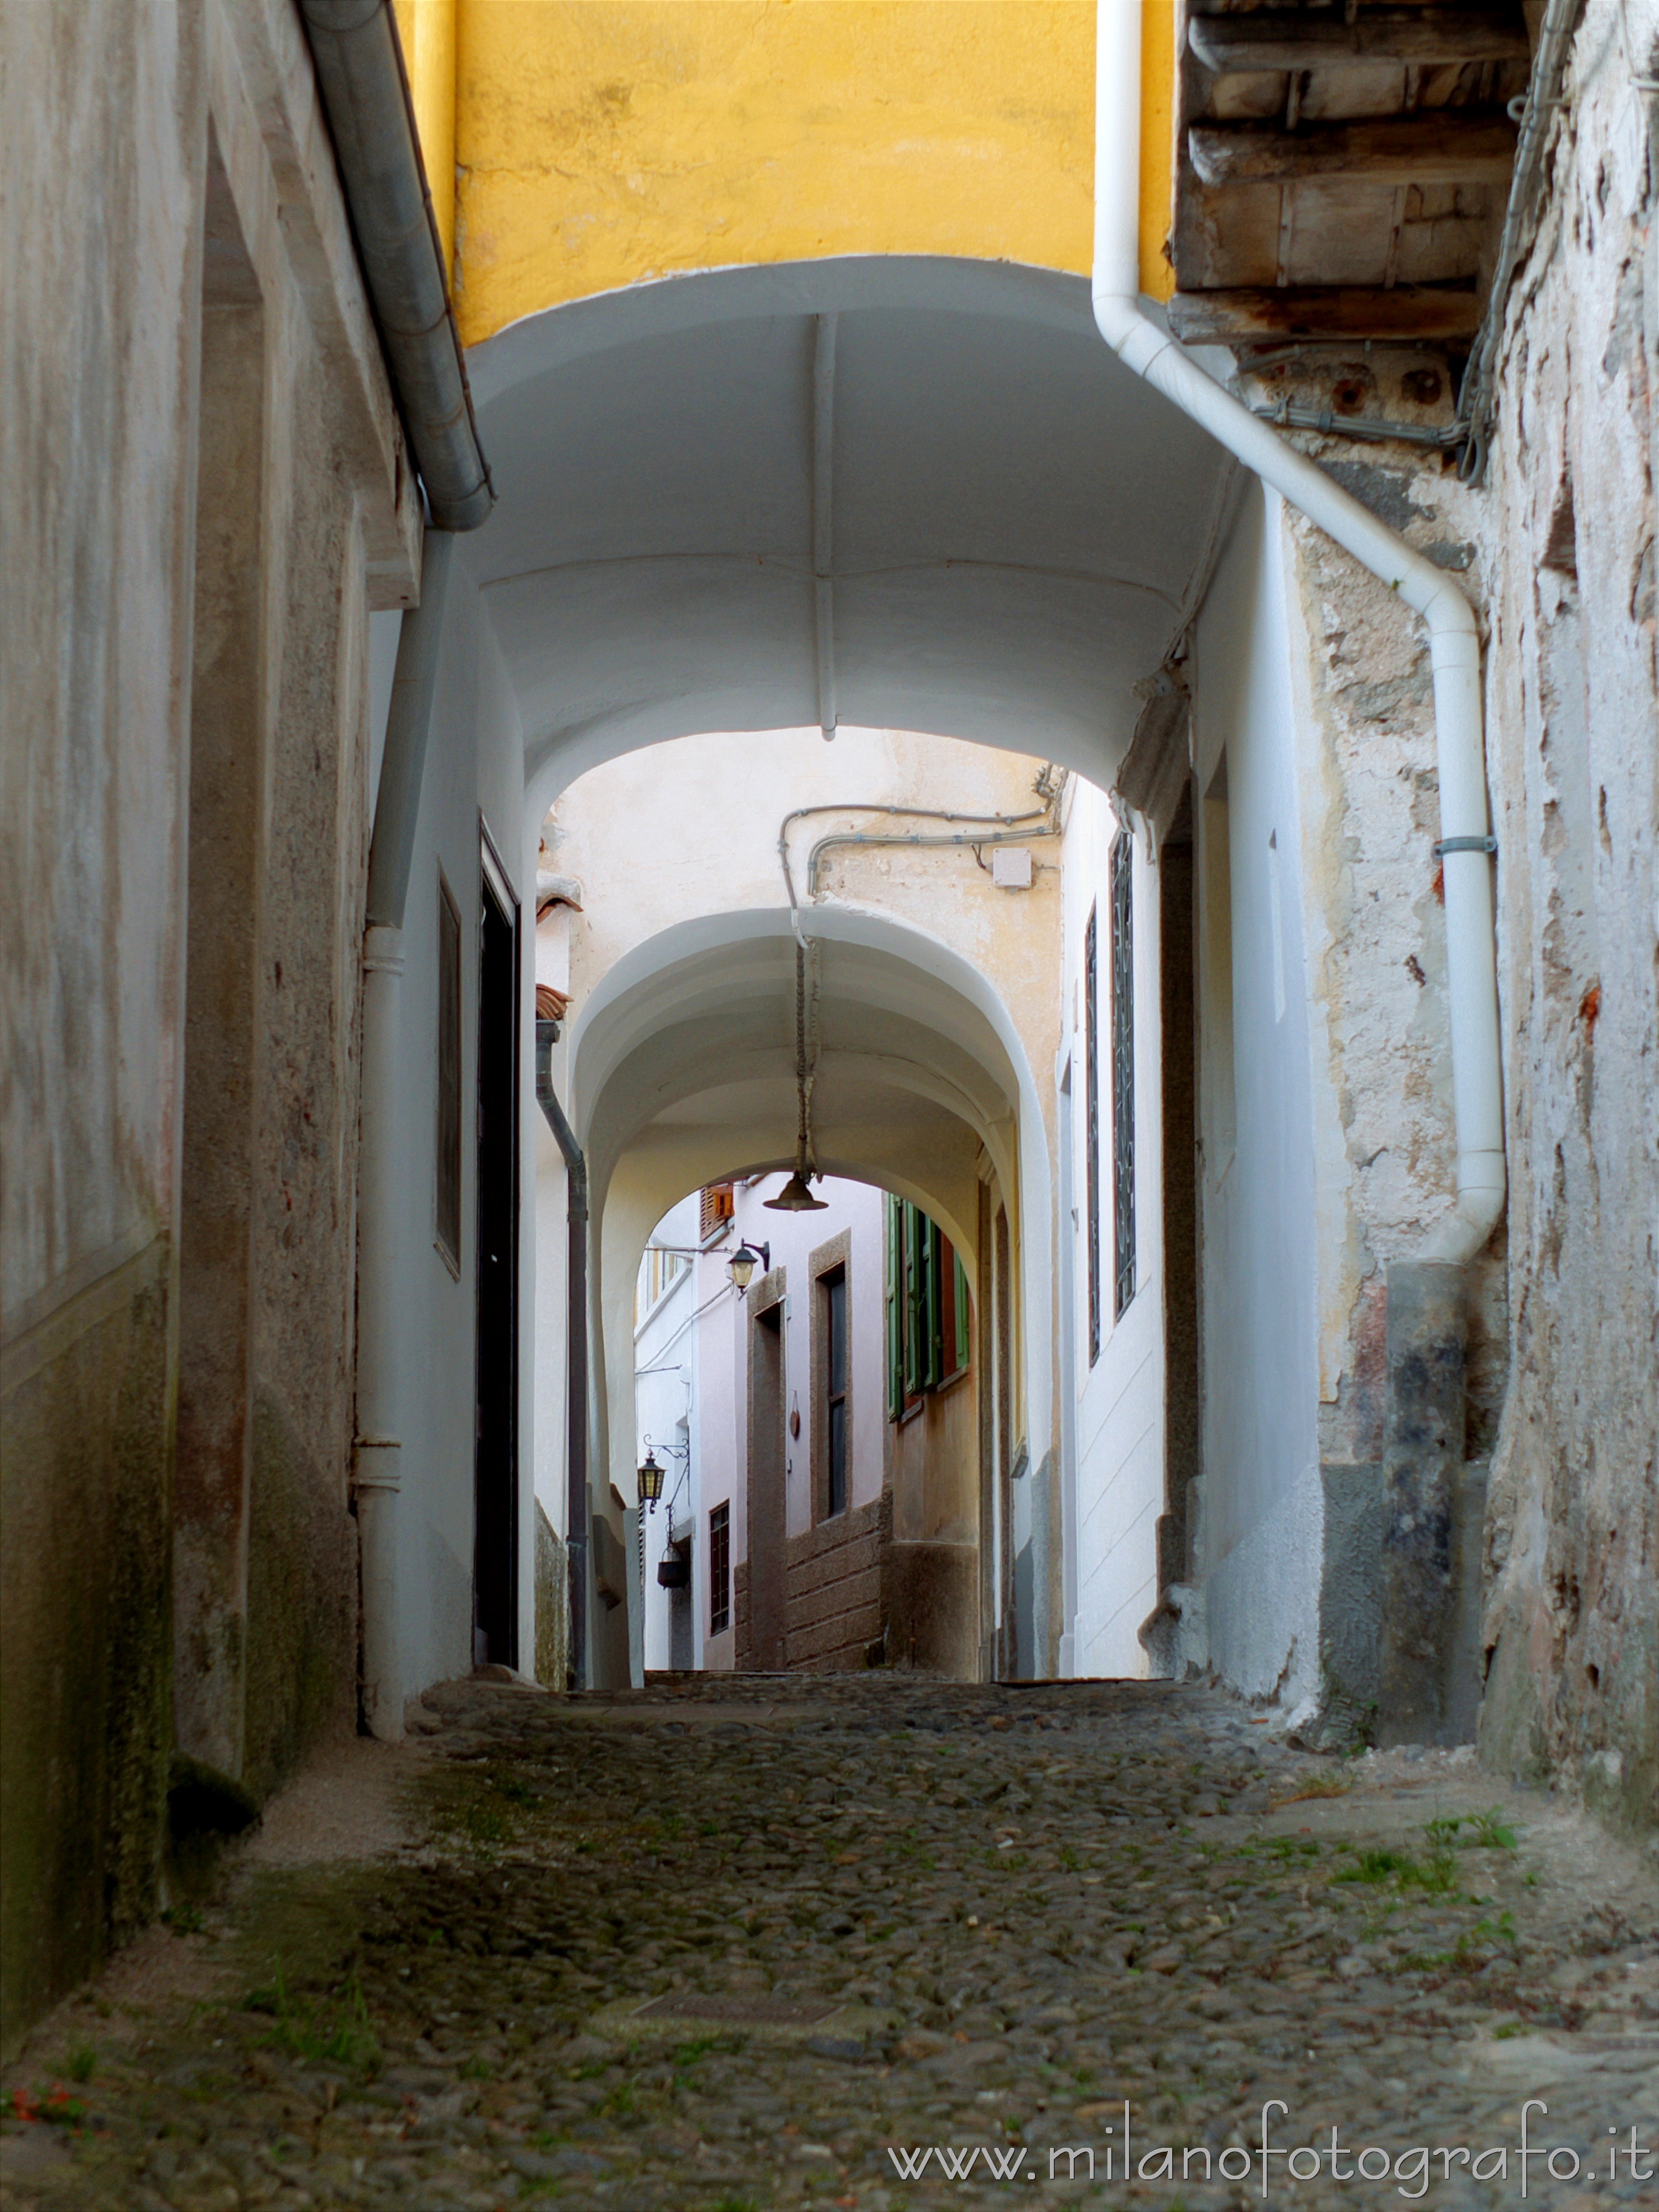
405 2 1175 346
393 0 459 273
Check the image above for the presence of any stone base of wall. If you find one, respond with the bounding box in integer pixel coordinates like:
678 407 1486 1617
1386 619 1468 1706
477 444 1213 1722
1317 1458 1487 1752
884 1539 979 1678
1 1240 174 2061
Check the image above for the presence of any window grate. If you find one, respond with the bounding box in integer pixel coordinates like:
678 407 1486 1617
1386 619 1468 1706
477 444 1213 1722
1111 830 1136 1319
709 1501 730 1635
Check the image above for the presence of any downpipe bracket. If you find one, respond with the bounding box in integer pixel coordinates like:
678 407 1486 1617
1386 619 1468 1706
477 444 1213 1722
1434 835 1498 859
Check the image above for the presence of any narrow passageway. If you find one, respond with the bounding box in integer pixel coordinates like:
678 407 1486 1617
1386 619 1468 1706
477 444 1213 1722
6 1679 1653 2210
14 0 1657 2130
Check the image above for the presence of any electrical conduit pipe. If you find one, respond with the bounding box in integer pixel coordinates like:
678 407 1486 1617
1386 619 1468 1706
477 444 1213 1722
355 530 457 1741
1091 0 1505 1267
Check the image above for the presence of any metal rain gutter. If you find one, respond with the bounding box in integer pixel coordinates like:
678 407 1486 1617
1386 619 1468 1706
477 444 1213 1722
300 0 493 530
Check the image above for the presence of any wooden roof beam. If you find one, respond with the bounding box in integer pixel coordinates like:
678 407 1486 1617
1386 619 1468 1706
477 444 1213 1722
1167 286 1481 343
1188 8 1530 77
1189 117 1517 188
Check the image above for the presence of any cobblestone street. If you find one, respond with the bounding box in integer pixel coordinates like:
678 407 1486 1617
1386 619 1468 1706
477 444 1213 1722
3 1676 1655 2211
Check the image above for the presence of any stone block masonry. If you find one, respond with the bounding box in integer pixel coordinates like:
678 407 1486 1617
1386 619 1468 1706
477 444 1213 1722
737 1494 887 1672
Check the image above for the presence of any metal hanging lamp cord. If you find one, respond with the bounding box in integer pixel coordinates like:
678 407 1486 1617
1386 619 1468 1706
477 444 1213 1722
766 941 828 1211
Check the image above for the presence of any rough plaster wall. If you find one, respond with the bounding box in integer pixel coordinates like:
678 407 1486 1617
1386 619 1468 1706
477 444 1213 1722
1 0 197 1315
1275 458 1509 1471
1476 10 1658 1834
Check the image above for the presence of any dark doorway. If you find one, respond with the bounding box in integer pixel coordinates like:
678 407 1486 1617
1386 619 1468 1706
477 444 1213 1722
746 1299 787 1669
1159 786 1199 1597
473 837 520 1668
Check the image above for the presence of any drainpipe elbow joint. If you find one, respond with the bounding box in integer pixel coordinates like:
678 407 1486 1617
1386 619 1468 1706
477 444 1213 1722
1418 1153 1506 1265
1421 579 1481 653
1091 288 1164 380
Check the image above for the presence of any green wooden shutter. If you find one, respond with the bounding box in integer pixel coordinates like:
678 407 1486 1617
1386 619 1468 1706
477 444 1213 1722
902 1202 924 1397
954 1254 971 1372
923 1219 944 1389
885 1193 904 1419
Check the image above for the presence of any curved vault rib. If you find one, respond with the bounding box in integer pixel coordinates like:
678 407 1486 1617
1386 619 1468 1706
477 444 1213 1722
483 551 1181 610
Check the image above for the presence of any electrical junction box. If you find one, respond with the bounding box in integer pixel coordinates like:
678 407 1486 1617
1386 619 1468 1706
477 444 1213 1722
991 846 1033 889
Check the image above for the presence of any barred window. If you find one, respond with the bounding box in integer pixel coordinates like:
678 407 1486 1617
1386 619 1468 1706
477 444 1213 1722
709 1501 731 1635
1111 829 1137 1318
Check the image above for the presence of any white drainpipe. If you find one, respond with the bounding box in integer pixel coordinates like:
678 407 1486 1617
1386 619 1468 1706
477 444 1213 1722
355 923 405 1740
354 530 457 1741
1092 0 1505 1264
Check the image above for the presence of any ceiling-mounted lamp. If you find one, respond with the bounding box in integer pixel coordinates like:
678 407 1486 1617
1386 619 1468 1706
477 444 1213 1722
764 1158 827 1213
728 1240 770 1291
766 937 829 1213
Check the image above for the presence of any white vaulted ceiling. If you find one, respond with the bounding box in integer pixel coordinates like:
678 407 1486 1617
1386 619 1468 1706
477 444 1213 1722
466 257 1234 799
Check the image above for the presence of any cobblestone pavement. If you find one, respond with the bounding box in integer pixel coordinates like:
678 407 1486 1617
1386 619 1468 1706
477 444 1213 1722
3 1675 1656 2211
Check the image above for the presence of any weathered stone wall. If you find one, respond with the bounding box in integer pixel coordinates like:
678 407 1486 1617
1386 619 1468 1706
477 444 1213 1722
1 0 417 2052
1273 441 1508 1478
1475 4 1657 1835
1 0 204 2063
1238 0 1655 1821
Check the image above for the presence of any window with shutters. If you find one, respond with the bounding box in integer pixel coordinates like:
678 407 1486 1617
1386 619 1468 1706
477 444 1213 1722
1111 829 1137 1318
883 1195 971 1419
699 1182 735 1242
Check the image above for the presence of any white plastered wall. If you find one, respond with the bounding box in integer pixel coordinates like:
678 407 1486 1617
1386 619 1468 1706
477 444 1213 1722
1189 484 1324 1713
378 553 535 1698
1058 773 1166 1677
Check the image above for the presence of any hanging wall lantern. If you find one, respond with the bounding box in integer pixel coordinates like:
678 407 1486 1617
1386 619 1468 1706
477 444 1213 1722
728 1240 770 1291
637 1445 665 1511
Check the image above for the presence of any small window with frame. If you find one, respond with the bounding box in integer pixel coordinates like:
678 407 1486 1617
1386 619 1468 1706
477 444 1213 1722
823 1264 848 1517
708 1500 731 1635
